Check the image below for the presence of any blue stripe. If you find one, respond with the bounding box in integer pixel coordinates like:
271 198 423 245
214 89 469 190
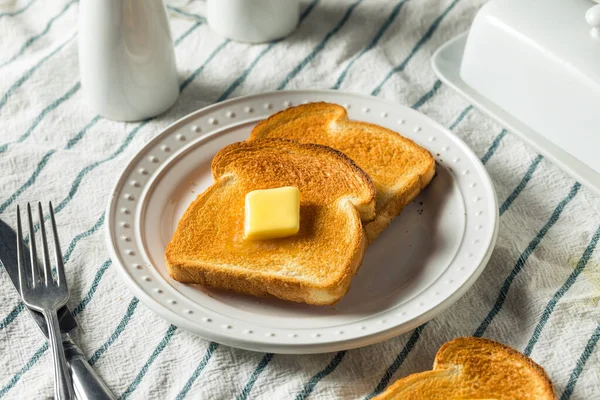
48 124 144 225
0 303 25 331
411 80 442 110
480 129 507 165
299 0 320 21
167 6 206 21
559 324 600 400
371 0 461 96
218 43 278 101
0 258 113 397
449 105 473 130
65 115 102 150
331 0 407 90
0 31 75 113
0 0 77 68
180 39 231 91
0 0 37 18
278 0 361 91
71 259 112 316
119 325 178 400
63 213 105 263
53 121 149 217
295 351 347 400
0 115 99 217
174 21 203 47
524 225 600 356
0 150 55 214
5 121 143 239
88 297 140 366
474 182 581 337
236 353 274 400
217 0 319 100
0 82 80 154
365 323 427 399
0 342 49 398
175 342 219 400
499 154 543 216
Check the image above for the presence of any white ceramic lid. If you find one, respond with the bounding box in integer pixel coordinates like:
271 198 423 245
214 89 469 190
460 0 600 177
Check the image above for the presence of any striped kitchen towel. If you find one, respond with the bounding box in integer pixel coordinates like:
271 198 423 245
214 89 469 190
0 0 598 398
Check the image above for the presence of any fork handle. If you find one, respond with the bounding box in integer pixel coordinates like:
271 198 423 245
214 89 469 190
44 310 75 400
63 336 116 400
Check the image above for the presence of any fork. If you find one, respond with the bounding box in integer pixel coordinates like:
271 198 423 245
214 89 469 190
17 202 75 400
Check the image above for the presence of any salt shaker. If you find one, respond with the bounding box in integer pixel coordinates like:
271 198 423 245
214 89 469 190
78 0 179 121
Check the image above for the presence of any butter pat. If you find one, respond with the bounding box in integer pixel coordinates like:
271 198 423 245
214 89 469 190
244 186 300 240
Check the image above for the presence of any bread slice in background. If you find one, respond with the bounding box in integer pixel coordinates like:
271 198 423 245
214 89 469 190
374 337 555 400
165 139 376 305
249 102 435 243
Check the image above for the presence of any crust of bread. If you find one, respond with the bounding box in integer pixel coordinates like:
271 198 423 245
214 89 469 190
165 139 376 305
373 337 556 400
249 102 436 243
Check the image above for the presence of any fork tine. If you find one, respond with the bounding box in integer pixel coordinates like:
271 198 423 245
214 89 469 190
26 203 39 288
48 202 66 287
38 202 52 286
16 205 27 293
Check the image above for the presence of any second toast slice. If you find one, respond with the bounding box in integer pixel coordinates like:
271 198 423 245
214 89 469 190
249 102 435 243
166 139 376 305
373 337 555 399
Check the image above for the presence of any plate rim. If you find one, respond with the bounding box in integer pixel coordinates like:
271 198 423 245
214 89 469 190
105 89 499 354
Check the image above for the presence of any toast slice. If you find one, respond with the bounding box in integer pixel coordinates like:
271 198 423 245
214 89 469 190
165 139 376 305
249 102 435 243
373 337 555 400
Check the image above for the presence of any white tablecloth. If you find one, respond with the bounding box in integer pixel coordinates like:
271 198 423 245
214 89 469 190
1 0 599 398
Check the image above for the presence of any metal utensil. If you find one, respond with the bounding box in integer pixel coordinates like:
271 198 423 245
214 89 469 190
0 216 116 399
16 202 75 400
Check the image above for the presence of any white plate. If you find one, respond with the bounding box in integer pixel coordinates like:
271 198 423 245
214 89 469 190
432 33 600 196
106 90 498 354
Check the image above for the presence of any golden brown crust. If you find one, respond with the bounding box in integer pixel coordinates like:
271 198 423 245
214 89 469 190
373 337 556 400
211 138 376 221
248 102 436 243
166 139 375 305
166 230 366 305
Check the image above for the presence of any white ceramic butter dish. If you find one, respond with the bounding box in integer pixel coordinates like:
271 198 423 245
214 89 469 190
432 0 600 194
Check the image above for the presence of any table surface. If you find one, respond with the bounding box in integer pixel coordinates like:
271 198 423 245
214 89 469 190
0 0 598 399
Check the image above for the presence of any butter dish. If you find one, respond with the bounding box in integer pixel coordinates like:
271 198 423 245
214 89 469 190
432 0 600 194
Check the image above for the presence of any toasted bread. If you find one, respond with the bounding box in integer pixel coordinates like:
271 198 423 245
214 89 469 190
373 337 555 400
248 102 436 243
165 139 376 305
